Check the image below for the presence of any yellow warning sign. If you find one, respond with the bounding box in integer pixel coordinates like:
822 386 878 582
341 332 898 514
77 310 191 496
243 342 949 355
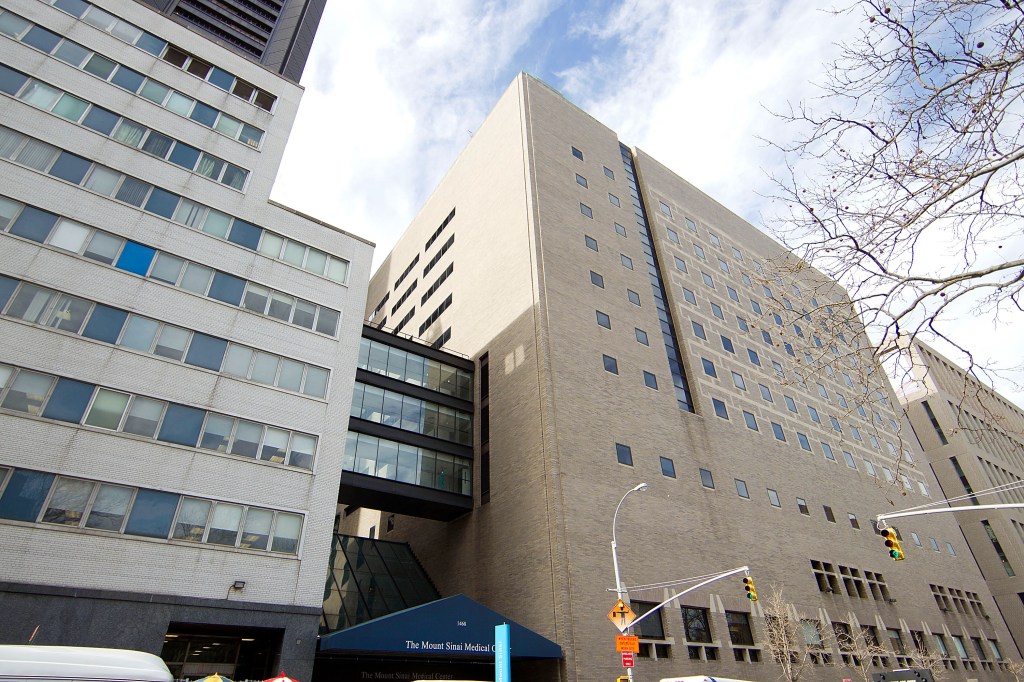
607 599 637 632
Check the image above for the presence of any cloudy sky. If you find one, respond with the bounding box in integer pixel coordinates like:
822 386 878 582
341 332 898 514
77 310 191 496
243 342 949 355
269 0 1023 404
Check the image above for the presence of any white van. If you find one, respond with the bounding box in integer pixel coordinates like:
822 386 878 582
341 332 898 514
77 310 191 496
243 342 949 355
0 646 173 682
659 677 758 682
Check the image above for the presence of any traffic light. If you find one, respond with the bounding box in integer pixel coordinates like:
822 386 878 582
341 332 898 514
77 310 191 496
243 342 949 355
743 576 758 601
881 527 905 561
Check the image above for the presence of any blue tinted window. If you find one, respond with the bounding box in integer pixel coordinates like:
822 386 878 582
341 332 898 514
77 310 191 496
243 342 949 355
81 304 128 343
0 64 28 96
226 220 261 250
111 66 145 93
135 33 167 56
123 489 178 538
0 275 18 310
81 106 120 135
54 0 90 16
41 378 94 423
184 333 227 371
168 143 201 170
48 152 92 185
115 241 156 276
144 187 179 218
21 26 62 53
157 404 205 446
189 101 218 127
208 272 245 306
0 470 55 521
9 207 58 243
209 67 234 91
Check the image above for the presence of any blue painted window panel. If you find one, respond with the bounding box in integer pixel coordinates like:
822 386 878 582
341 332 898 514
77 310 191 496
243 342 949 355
135 33 166 57
156 404 205 446
0 275 18 310
81 304 128 344
81 106 119 135
9 207 58 243
209 67 234 91
115 241 156 276
40 377 95 423
208 272 245 306
0 64 28 96
144 187 179 218
168 143 200 170
110 66 145 93
21 26 62 53
48 152 92 185
189 101 218 127
0 470 55 521
123 489 178 538
226 220 261 250
184 333 228 371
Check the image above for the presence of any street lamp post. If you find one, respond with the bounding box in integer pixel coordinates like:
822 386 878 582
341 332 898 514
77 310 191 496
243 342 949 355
612 482 648 682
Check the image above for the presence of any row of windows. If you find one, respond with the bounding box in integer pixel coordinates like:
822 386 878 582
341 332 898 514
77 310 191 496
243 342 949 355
0 9 266 147
350 382 472 446
0 364 317 470
0 63 249 190
45 0 277 110
0 466 301 553
344 431 472 496
0 195 342 336
0 126 350 283
358 337 472 400
0 275 330 398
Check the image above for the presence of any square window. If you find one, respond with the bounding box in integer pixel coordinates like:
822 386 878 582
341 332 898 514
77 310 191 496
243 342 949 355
580 203 593 219
596 311 611 329
603 354 618 374
713 398 729 419
572 146 584 160
699 468 715 489
635 328 649 345
627 290 641 306
692 321 706 339
585 235 598 251
621 254 633 269
576 173 588 188
615 443 632 465
660 456 676 478
771 422 786 441
590 271 604 288
768 489 781 507
721 336 734 353
743 411 758 431
682 288 696 305
735 479 749 498
701 358 717 378
643 371 658 389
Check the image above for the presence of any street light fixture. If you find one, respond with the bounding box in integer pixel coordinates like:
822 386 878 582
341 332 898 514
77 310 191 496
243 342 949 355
611 483 648 682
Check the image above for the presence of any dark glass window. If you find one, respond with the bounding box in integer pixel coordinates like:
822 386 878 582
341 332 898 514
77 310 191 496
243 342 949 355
726 611 754 645
208 272 246 306
81 106 120 135
0 470 55 521
111 66 145 93
189 101 218 127
9 207 58 243
48 152 92 184
144 187 179 218
40 378 94 423
114 241 156 276
183 333 228 371
81 305 128 344
22 26 62 53
615 443 632 466
227 220 261 250
156 404 205 446
123 489 178 538
683 607 712 642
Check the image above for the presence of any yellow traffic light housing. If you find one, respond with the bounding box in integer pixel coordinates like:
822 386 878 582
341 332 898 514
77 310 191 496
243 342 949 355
743 576 758 601
881 527 905 561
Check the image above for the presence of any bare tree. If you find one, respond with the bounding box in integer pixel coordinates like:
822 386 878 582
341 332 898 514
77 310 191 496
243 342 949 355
765 0 1024 401
760 585 812 682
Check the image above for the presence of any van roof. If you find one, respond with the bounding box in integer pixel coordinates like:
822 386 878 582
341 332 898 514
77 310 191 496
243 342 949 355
0 646 173 682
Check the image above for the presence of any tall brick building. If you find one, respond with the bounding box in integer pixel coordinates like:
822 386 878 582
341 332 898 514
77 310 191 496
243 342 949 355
0 1 370 678
353 73 1017 681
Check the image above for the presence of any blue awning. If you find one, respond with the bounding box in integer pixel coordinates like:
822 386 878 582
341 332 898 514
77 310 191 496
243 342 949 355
319 594 562 659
